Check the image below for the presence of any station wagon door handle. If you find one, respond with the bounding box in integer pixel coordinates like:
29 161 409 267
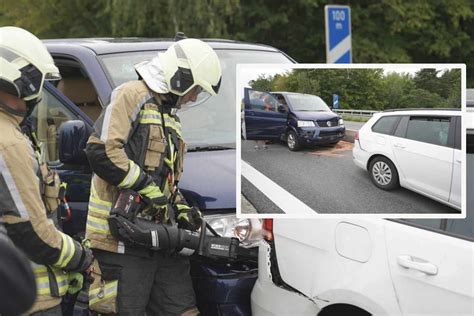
393 143 406 149
397 255 438 275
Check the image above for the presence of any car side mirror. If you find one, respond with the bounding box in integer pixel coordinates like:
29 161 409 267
277 104 287 113
58 120 89 165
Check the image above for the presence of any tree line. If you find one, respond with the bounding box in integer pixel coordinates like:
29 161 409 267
1 0 473 86
249 68 461 110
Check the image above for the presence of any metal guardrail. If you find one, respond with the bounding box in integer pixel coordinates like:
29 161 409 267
333 109 379 118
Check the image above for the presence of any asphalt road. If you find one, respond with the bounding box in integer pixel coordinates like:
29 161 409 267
241 139 458 214
344 121 365 131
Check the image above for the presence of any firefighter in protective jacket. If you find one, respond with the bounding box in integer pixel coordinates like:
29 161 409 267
84 38 222 314
0 27 93 315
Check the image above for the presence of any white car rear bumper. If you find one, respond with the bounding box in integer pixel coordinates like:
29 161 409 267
352 140 370 170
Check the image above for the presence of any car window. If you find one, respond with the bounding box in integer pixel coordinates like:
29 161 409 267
28 88 78 163
100 51 157 87
467 89 474 107
247 89 279 112
405 116 450 147
371 116 400 135
272 93 287 106
54 58 103 122
402 217 473 241
285 94 330 112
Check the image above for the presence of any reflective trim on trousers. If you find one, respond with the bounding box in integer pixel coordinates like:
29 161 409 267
89 280 118 305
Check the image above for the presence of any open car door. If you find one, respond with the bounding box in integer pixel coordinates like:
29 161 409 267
242 87 287 140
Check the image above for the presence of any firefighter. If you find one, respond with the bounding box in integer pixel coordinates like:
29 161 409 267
84 38 221 315
0 26 93 315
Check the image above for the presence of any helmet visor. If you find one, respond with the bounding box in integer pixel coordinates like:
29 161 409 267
178 85 211 112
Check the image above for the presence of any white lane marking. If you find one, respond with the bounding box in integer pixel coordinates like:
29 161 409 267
241 160 317 215
328 36 351 63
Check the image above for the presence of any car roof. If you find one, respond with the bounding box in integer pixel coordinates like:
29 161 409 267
43 37 283 55
271 91 322 98
377 109 461 116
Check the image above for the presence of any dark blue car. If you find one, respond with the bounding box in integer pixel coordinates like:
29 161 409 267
28 38 294 315
243 88 345 150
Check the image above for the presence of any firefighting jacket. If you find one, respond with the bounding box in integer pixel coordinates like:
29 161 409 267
0 224 36 315
84 80 190 255
0 108 88 313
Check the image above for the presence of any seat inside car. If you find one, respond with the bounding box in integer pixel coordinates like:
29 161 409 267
57 78 102 121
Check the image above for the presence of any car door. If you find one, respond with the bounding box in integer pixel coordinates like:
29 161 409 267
272 219 402 315
243 88 287 140
384 215 474 315
28 81 94 237
390 115 455 202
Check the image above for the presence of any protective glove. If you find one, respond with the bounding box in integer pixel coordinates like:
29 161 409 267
138 183 168 219
108 215 157 250
176 206 202 231
69 242 94 272
67 272 84 295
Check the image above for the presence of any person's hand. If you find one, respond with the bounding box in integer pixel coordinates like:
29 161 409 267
73 244 94 272
176 206 202 231
108 215 158 250
138 183 168 219
67 272 84 295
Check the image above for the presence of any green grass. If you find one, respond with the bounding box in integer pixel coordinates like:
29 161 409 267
341 115 371 123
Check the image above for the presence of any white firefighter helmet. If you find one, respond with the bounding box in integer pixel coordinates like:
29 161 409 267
0 26 61 101
135 38 221 97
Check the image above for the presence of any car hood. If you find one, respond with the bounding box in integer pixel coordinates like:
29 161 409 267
292 110 339 121
179 149 236 211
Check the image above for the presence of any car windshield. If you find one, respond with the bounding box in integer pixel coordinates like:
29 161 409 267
100 50 293 147
286 94 331 112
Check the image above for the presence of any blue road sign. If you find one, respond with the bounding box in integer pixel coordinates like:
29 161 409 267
333 94 339 109
325 5 352 63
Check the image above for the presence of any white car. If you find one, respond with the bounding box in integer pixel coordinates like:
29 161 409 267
353 109 461 210
251 116 474 316
252 215 474 316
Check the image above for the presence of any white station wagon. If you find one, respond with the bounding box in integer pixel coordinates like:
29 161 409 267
353 109 461 210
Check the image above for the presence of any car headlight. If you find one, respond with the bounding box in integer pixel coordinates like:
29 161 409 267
203 214 264 248
339 118 344 125
297 120 315 127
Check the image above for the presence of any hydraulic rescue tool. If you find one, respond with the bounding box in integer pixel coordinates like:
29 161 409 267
108 189 257 260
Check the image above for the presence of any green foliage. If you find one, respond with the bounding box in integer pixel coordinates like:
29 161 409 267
1 0 473 86
0 0 240 38
249 68 461 110
249 74 275 91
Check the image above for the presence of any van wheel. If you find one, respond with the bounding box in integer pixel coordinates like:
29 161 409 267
369 156 399 190
287 131 300 151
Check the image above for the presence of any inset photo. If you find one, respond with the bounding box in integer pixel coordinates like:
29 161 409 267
238 64 466 217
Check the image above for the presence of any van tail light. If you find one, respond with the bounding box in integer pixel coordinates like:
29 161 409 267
354 131 359 141
262 219 273 241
